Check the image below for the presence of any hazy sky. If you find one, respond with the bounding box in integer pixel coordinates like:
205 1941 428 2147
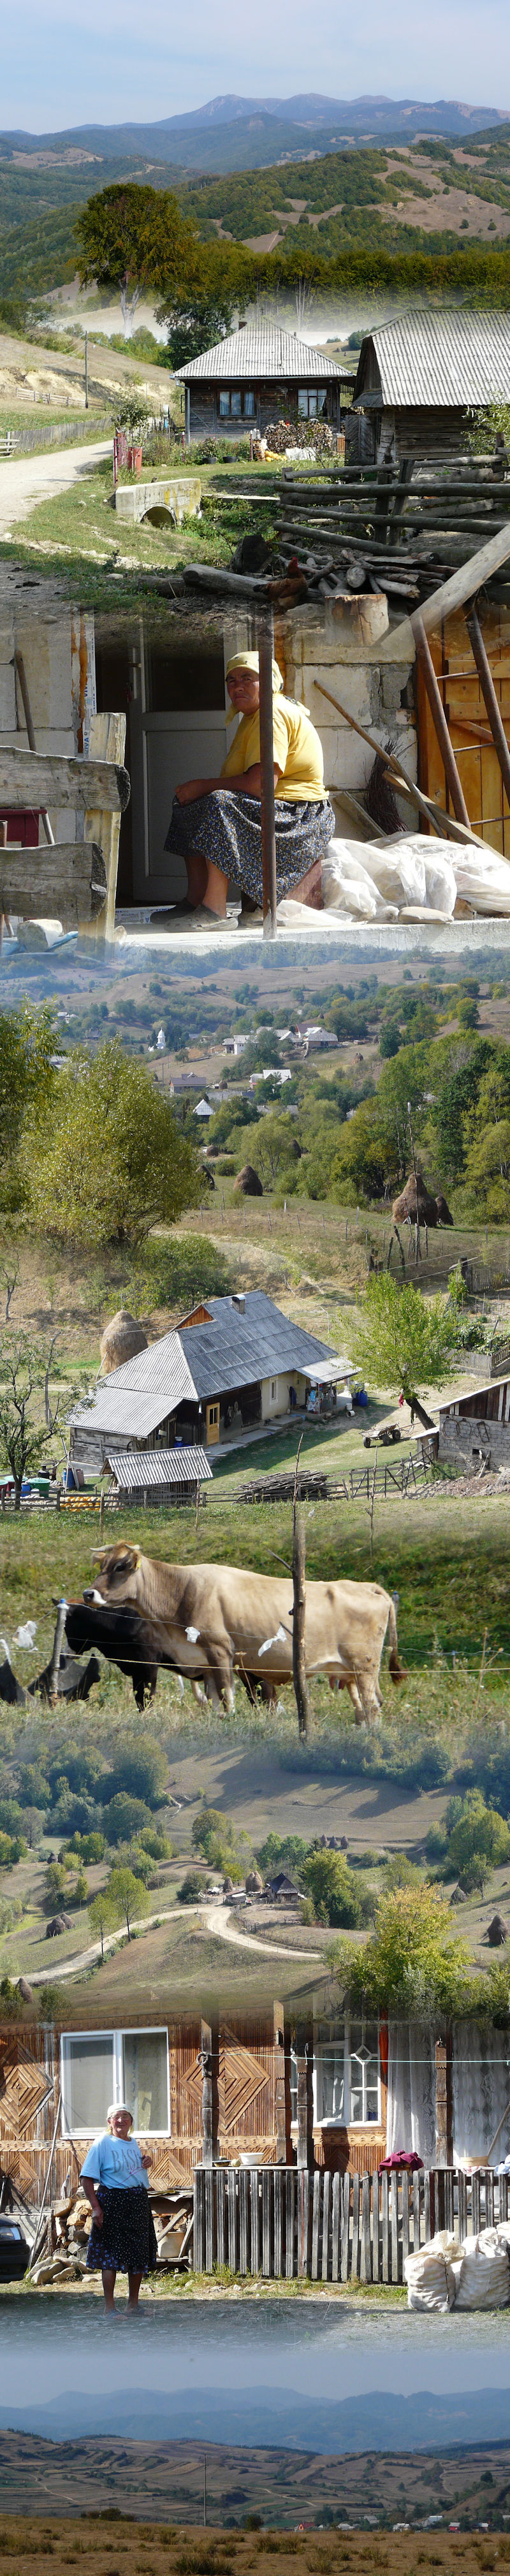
2 1 510 132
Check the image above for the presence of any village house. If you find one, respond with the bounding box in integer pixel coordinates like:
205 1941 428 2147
1 2008 508 2206
418 1375 510 1473
349 305 510 467
69 1289 352 1474
175 322 345 446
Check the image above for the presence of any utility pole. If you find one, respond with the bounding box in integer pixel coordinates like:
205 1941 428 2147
85 332 89 411
203 2453 207 2528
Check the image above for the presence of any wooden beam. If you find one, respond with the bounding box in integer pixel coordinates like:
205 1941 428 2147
0 750 130 814
413 614 471 830
83 711 127 944
0 844 107 924
466 604 510 812
381 520 510 661
258 617 277 938
14 652 54 848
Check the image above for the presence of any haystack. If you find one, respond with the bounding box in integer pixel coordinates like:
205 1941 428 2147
235 1163 263 1197
99 1309 149 1376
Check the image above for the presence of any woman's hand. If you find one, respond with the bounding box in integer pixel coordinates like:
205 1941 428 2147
175 778 212 807
91 2200 103 2227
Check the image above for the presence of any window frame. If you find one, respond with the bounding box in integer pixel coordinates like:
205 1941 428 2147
60 2025 171 2138
311 2021 381 2130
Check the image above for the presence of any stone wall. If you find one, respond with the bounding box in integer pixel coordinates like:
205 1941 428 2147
282 606 416 816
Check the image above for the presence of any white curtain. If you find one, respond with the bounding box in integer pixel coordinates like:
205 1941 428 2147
451 2022 510 2166
386 2022 437 2160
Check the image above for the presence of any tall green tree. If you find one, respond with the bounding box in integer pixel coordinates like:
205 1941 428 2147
344 1882 472 2017
24 1041 202 1249
353 1272 452 1416
75 183 196 335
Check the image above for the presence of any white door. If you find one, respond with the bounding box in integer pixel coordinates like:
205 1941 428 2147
130 709 230 905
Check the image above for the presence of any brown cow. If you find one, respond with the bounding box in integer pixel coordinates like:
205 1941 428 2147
85 1542 405 1727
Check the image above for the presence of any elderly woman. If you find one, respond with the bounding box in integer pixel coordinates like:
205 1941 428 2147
164 649 335 925
80 2103 157 2311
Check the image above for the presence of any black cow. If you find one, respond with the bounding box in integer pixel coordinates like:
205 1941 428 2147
64 1600 170 1709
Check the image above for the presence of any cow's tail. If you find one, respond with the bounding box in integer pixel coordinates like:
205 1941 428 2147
387 1593 406 1685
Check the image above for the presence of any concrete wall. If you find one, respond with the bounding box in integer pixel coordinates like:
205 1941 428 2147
282 606 416 817
439 1416 510 1468
260 1370 307 1422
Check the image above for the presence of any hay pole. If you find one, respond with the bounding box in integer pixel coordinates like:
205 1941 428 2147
292 1435 312 1741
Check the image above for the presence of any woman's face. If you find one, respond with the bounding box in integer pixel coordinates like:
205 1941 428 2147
226 668 260 717
109 2111 133 2140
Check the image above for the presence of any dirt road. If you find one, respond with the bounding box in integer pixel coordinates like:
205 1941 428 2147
26 1899 323 1984
0 436 111 538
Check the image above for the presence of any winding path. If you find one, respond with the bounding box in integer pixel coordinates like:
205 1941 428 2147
25 1899 323 1986
0 437 111 539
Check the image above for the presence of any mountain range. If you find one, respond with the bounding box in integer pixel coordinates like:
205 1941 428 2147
1 94 509 175
1 2383 510 2452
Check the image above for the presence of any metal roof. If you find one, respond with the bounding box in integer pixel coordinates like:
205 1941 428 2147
71 1292 348 1434
105 1447 212 1488
353 307 510 412
175 325 342 385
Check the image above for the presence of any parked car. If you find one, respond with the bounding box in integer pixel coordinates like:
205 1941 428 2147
0 2214 31 2280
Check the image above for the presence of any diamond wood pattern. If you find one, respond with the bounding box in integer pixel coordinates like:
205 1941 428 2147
218 2026 274 2136
0 2147 38 2194
0 2044 53 2136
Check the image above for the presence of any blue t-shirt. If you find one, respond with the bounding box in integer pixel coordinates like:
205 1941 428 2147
80 2131 149 2191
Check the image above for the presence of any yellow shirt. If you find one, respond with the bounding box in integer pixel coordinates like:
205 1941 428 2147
221 695 325 804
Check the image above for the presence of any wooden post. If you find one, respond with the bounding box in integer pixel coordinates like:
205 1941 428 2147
49 1600 67 1706
413 615 471 830
435 2039 448 2165
83 710 127 944
293 1441 311 1741
14 652 54 847
201 2018 214 2169
273 2001 287 2164
258 617 277 939
466 603 510 811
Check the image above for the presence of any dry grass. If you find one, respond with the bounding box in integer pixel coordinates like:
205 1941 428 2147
0 2522 508 2575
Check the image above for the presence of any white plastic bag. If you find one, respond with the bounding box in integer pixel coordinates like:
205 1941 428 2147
453 849 510 915
404 2231 458 2312
455 2227 510 2309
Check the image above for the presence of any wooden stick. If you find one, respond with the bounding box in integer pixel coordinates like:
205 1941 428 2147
467 604 510 812
14 652 54 848
27 2091 62 2274
315 677 487 851
0 750 130 814
49 1599 68 1704
292 1436 311 1741
258 616 277 939
413 614 471 830
0 844 107 924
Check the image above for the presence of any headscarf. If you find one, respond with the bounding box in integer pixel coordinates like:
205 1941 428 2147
107 2103 133 2124
226 650 284 698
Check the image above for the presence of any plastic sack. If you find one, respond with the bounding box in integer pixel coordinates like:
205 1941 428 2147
321 835 456 921
321 843 393 919
404 2231 458 2312
455 2227 510 2309
453 849 510 914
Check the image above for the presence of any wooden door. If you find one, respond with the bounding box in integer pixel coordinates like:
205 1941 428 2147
417 604 510 854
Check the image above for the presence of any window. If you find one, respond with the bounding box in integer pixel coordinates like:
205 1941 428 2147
244 390 255 418
219 389 254 418
312 2023 380 2128
270 1378 278 1402
61 2028 170 2135
219 390 230 417
298 388 327 420
231 390 242 417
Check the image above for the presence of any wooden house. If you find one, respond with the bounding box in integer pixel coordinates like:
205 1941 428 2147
175 323 344 445
70 1291 351 1473
350 306 510 465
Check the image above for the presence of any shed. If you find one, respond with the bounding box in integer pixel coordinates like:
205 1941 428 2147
351 306 510 465
175 322 344 444
420 1375 510 1472
103 1446 213 1509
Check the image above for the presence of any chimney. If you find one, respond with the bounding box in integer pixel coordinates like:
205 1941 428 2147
231 1293 245 1314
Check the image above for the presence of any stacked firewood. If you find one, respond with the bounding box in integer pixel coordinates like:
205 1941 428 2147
29 2186 194 2285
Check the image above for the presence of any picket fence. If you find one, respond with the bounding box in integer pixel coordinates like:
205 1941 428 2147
193 2163 510 2283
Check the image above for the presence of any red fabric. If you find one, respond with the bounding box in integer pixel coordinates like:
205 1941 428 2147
0 810 40 845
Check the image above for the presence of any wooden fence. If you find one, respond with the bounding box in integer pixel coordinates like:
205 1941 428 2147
333 1457 430 1501
445 1339 510 1378
193 2163 510 2283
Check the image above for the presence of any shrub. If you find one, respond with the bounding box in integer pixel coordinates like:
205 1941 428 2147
303 1850 361 1929
178 1870 204 1904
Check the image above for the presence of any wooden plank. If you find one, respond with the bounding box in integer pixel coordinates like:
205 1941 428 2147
381 2171 390 2283
457 2168 467 2244
216 2168 226 2269
500 2173 509 2225
84 709 127 945
193 2168 204 2274
311 2170 321 2280
228 2165 237 2272
261 2168 272 2278
204 2169 214 2272
351 2173 361 2281
286 2167 295 2280
250 2169 260 2276
486 2169 495 2230
321 2169 331 2282
372 2170 380 2282
445 2168 454 2234
381 522 510 661
423 2171 432 2243
340 2172 351 2282
401 2174 410 2275
0 844 107 925
238 2169 249 2276
360 2174 371 2284
331 2170 341 2283
390 2171 398 2283
298 2170 310 2279
412 2172 421 2255
0 749 130 812
273 2166 283 2279
472 2170 481 2235
201 2020 214 2170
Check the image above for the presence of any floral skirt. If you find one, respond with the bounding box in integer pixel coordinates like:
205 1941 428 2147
85 2183 158 2276
164 789 335 907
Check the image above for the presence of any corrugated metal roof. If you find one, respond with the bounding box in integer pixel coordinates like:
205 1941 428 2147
105 1447 212 1488
175 325 342 384
71 1292 348 1434
354 307 510 411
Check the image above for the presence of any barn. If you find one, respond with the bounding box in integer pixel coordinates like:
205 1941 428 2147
349 305 510 466
102 1447 213 1510
175 322 344 444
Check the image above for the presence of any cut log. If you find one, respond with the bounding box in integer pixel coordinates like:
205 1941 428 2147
0 844 107 923
0 750 130 814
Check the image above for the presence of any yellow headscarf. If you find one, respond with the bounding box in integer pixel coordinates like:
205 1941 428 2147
226 649 284 705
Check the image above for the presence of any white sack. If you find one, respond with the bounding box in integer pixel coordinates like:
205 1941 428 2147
404 2232 457 2311
455 2226 510 2309
452 849 510 916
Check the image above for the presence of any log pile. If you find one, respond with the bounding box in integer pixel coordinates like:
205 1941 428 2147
29 2184 194 2285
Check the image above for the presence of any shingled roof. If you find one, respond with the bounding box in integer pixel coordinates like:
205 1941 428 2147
71 1291 349 1442
175 323 342 384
